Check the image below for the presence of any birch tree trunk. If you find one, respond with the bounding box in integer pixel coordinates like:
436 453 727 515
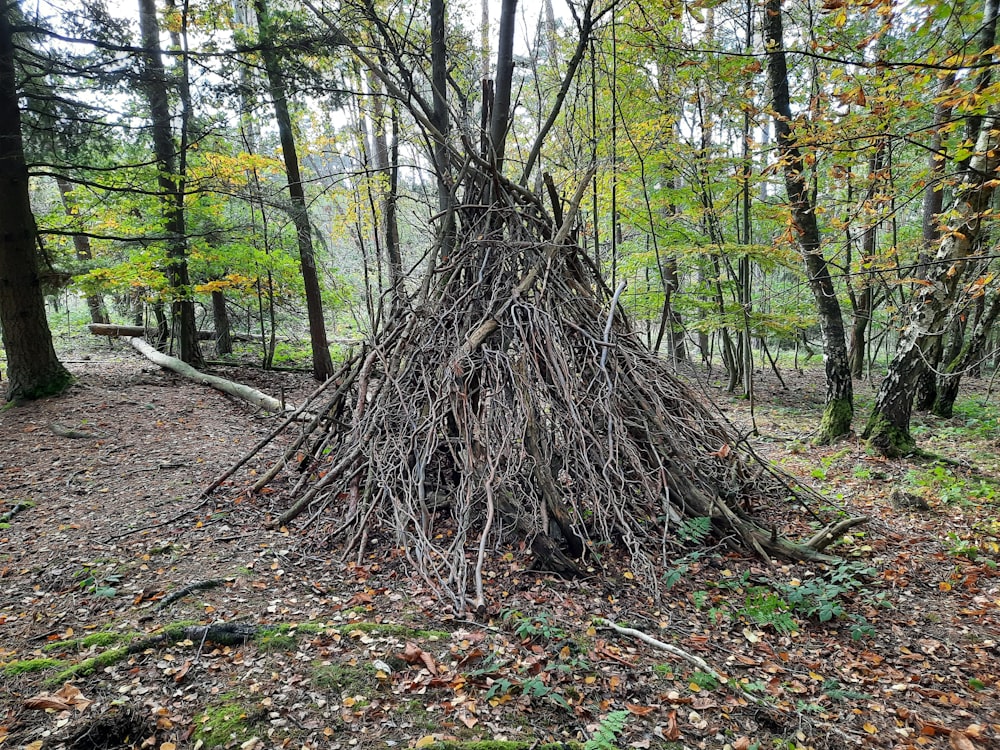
863 110 1000 454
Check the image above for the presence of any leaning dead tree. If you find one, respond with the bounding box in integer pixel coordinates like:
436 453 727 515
241 0 862 612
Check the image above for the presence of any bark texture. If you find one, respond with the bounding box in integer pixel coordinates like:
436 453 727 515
863 110 1000 455
137 0 203 368
255 0 334 381
0 4 71 402
765 0 853 442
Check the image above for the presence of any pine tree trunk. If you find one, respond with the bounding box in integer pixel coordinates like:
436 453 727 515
765 0 853 442
254 0 333 381
137 0 203 368
55 177 109 324
211 290 233 355
0 7 71 401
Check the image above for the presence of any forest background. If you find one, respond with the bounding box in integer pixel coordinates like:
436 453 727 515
2 0 1000 747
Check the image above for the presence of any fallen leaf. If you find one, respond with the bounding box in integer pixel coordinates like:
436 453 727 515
24 697 74 711
949 731 975 750
664 710 680 740
173 659 192 683
625 703 655 716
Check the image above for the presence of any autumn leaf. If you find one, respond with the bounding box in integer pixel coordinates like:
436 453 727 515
949 731 976 750
400 642 438 674
625 703 655 716
663 710 680 740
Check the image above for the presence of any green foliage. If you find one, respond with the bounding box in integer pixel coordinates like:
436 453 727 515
688 671 719 691
662 550 703 590
740 587 798 635
904 464 999 507
501 610 566 642
677 517 711 545
583 710 629 750
73 563 122 598
821 679 872 702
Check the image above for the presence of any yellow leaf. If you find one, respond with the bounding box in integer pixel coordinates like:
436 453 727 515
939 581 952 592
689 682 702 692
415 736 437 748
623 571 634 580
863 723 877 734
161 743 177 750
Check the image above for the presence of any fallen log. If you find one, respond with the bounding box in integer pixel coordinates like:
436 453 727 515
126 336 293 414
87 323 262 343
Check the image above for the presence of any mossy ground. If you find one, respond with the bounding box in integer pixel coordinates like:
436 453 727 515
3 657 65 676
193 697 264 748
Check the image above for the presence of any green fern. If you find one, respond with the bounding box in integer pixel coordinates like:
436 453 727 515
677 516 711 544
742 587 798 635
584 710 629 750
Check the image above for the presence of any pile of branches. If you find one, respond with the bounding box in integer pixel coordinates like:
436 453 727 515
251 174 855 612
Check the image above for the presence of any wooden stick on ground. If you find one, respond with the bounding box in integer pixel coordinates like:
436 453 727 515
127 336 295 414
595 617 778 710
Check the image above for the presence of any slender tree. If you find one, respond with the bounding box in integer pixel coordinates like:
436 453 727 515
137 0 203 366
253 0 334 381
765 0 853 443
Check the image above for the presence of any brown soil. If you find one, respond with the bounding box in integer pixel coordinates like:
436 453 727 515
1 342 998 750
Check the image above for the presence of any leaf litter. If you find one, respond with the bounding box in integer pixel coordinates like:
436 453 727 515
0 346 997 749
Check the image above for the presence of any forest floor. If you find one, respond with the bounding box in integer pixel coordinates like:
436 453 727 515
1 336 998 750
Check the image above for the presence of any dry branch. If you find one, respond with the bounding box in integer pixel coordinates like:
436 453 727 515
233 159 861 610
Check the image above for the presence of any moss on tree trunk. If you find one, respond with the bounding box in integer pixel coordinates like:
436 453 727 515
816 396 854 445
862 412 915 458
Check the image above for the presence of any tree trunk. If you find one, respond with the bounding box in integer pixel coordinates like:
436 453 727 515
211 290 233 355
765 0 853 443
914 72 958 410
126 336 292 413
847 138 887 379
368 71 404 310
137 0 203 368
489 0 517 170
0 6 71 401
55 176 109 324
932 291 1000 417
254 0 333 382
863 111 1000 454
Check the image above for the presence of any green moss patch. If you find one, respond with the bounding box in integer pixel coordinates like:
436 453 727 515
338 621 449 639
311 660 382 695
43 630 134 653
50 646 130 685
425 742 584 750
193 698 264 748
3 657 65 676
